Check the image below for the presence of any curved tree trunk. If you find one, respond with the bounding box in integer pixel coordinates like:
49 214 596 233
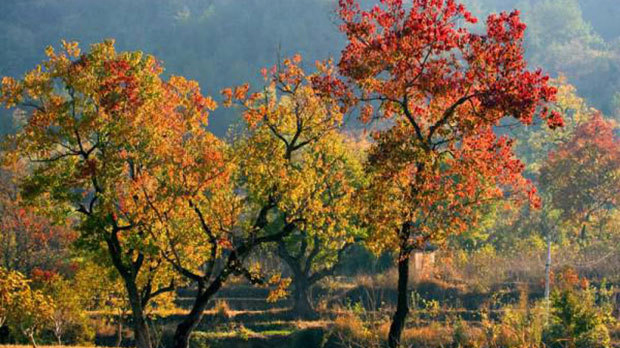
172 206 292 348
388 246 410 348
171 305 205 348
172 278 223 348
27 332 37 348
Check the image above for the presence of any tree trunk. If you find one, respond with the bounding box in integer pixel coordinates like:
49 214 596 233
56 329 62 346
105 233 152 348
615 291 620 321
115 313 123 347
53 320 63 346
388 246 410 348
27 331 37 348
292 277 316 319
172 279 223 348
544 235 551 301
172 208 290 348
544 232 552 323
130 306 151 348
125 280 152 348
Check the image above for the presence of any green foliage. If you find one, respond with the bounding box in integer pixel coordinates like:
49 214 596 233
409 290 440 324
36 274 94 345
543 287 613 348
0 3 617 348
518 0 620 115
494 303 546 347
523 0 603 53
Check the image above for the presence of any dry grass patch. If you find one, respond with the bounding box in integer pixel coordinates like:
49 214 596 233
213 299 232 319
402 324 454 348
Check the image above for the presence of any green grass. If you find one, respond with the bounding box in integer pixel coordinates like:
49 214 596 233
191 326 295 341
257 329 294 337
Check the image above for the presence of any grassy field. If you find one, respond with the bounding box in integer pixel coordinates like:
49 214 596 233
3 269 618 348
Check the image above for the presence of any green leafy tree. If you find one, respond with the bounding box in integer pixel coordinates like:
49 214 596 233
33 272 94 345
544 288 612 348
231 56 362 320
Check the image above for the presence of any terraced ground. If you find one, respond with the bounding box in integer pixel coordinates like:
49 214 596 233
88 278 620 348
4 277 609 348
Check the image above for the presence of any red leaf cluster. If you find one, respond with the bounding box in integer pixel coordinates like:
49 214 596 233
337 0 561 245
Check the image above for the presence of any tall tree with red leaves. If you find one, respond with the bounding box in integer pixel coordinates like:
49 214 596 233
336 1 562 346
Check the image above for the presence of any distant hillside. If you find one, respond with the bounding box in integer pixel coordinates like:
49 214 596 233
1 0 618 135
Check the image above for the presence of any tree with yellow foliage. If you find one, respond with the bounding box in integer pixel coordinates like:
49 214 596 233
0 40 223 348
234 57 364 319
168 55 359 347
0 267 54 348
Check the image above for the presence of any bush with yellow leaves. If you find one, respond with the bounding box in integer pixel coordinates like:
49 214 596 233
0 267 54 348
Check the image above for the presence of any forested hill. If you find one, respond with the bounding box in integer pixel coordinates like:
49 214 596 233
1 0 619 135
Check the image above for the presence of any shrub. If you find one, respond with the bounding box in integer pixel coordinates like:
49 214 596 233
331 301 385 348
333 310 376 344
1 267 54 348
488 303 546 348
36 274 94 345
451 318 484 348
543 287 612 348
